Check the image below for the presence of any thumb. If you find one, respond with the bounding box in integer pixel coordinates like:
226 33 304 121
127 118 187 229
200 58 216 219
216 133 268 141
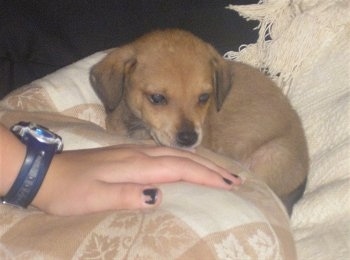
73 183 162 215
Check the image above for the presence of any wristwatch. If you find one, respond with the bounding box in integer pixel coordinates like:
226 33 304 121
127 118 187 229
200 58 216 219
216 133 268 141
1 122 63 208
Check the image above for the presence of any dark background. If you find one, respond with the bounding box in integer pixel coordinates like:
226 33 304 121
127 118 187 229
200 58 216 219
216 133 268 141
0 0 258 98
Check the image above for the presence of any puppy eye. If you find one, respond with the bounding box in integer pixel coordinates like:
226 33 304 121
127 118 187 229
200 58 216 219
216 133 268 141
149 94 167 105
198 93 210 104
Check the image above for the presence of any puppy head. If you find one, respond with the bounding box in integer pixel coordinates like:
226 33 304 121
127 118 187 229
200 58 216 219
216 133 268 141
90 29 231 148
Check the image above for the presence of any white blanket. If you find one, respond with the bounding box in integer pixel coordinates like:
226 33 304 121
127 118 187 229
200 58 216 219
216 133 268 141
227 0 350 259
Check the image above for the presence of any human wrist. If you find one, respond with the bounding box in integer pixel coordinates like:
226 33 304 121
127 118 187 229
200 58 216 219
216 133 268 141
1 122 63 208
0 125 26 197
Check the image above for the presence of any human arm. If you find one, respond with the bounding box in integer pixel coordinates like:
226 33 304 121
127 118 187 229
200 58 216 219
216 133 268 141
0 123 240 216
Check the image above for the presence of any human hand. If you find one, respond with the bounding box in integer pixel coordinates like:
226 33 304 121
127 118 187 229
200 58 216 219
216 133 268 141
33 144 241 216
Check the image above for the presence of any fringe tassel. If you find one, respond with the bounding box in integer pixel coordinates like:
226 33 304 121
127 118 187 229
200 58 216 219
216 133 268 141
225 0 350 94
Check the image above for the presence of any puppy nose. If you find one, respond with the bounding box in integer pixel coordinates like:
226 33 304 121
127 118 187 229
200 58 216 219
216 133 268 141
176 131 198 147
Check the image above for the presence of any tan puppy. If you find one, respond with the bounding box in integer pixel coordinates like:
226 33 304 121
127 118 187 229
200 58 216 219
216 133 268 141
90 29 309 213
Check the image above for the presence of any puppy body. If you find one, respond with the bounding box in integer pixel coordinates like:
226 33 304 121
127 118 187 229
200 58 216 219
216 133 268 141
90 29 309 213
203 62 308 200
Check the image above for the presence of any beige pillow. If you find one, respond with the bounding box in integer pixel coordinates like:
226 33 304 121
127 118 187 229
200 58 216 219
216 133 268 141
0 51 295 259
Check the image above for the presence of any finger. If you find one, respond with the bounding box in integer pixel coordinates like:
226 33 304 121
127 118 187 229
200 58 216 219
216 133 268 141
139 146 240 181
81 145 240 188
49 183 162 216
146 156 241 188
76 144 239 183
107 155 240 189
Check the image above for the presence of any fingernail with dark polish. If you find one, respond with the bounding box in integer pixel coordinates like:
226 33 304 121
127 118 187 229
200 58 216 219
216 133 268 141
143 189 158 205
223 177 233 185
231 173 240 178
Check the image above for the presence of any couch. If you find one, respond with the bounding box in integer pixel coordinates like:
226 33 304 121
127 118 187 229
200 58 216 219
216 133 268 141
0 0 349 259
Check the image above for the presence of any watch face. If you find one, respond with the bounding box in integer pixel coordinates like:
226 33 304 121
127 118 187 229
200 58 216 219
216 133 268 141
29 125 63 150
33 125 56 139
12 122 63 152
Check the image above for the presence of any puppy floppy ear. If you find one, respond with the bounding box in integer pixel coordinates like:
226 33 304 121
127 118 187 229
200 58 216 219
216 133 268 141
90 47 136 112
211 58 232 112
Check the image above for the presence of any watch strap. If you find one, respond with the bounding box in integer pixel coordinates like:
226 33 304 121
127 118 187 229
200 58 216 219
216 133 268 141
1 136 57 208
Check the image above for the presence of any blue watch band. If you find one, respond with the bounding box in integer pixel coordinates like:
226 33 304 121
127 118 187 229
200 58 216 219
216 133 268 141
1 122 63 208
